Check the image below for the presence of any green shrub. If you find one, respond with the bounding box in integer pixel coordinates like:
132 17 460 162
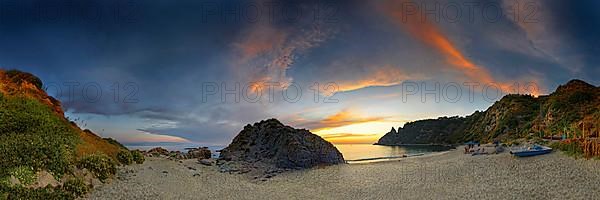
131 150 145 164
62 178 89 198
77 154 116 182
568 91 594 105
0 96 79 177
8 166 36 186
117 151 133 165
0 185 74 200
0 176 12 188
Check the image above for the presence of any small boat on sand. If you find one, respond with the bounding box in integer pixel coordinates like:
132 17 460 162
510 145 553 157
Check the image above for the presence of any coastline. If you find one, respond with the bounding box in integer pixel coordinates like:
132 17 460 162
347 150 453 164
373 143 456 147
345 153 426 163
88 147 600 199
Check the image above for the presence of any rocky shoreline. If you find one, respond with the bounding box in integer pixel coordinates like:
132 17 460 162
119 119 347 181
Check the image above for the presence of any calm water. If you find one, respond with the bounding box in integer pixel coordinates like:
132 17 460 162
334 144 452 163
127 143 452 162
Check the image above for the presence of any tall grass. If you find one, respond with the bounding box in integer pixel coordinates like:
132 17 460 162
550 140 584 158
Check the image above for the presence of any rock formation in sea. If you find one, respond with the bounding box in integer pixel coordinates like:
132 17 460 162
218 119 344 173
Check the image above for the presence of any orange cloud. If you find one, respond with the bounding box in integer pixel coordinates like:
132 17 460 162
233 25 288 63
233 23 334 93
379 0 540 96
117 130 191 144
335 65 419 93
298 109 386 132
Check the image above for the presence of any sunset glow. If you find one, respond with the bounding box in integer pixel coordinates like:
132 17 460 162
314 121 401 144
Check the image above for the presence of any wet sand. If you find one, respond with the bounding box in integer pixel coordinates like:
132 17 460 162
87 147 600 200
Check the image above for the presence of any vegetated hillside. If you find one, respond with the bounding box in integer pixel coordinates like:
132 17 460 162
534 80 600 138
376 116 468 145
462 94 540 142
0 69 131 198
377 80 600 145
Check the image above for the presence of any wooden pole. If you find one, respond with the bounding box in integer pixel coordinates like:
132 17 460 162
582 120 587 138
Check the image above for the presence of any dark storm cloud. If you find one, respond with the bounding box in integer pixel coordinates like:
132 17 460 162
544 0 600 78
134 103 272 144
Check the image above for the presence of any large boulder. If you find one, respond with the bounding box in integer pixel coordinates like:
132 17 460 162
219 119 344 171
187 147 211 159
198 158 215 166
147 147 169 157
168 151 186 160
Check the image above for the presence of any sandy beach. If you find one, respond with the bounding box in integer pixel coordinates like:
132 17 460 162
87 148 600 200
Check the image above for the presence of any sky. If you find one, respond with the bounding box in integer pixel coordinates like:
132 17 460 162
1 0 598 146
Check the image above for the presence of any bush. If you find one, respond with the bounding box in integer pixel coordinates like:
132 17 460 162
77 154 116 182
0 185 74 200
0 96 79 177
62 178 89 198
0 176 11 187
117 151 133 165
8 166 36 186
131 150 145 164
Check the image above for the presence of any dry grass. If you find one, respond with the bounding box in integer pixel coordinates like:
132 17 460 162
0 69 64 115
76 130 126 160
581 139 600 158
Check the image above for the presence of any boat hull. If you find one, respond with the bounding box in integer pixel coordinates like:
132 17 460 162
510 149 552 157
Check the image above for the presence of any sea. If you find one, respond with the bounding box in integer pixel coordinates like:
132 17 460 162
334 144 453 163
127 143 452 163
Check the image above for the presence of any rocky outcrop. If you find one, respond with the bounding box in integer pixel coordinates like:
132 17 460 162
198 158 215 166
389 127 397 134
143 147 212 160
147 147 169 157
187 147 211 159
218 119 344 173
29 170 60 188
168 151 187 160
